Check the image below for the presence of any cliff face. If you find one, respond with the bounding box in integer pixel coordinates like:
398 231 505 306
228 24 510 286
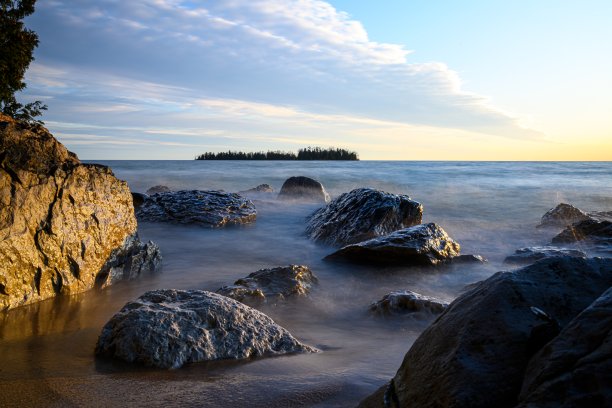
0 114 157 310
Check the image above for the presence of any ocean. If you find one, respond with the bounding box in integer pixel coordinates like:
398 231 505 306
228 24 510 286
1 160 610 407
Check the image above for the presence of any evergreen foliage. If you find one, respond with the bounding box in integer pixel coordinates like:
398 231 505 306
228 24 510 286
1 0 46 124
195 147 359 160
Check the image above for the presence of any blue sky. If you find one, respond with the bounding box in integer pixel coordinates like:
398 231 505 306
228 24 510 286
22 0 612 159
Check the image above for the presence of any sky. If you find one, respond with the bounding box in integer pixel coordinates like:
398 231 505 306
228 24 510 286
21 0 612 160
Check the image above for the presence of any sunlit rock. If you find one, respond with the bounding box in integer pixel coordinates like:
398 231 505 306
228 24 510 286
95 289 317 369
325 223 460 266
369 290 448 316
0 114 160 310
216 265 318 305
359 257 612 408
538 203 591 228
504 246 586 264
277 176 329 203
306 188 423 246
136 190 256 227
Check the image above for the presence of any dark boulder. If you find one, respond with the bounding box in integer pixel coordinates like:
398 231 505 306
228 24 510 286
325 223 460 266
216 265 318 305
360 257 612 408
538 203 591 228
135 190 256 227
517 287 612 408
504 246 586 264
552 219 612 251
369 290 448 316
277 176 329 203
146 185 171 195
95 289 317 369
131 192 148 209
305 188 423 246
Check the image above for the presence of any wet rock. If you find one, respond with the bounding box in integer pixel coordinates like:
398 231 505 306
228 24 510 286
131 192 148 209
135 190 257 227
362 257 612 408
517 287 612 408
552 219 612 251
369 290 448 316
146 185 171 195
0 114 159 310
449 254 487 264
277 176 329 203
239 184 274 194
504 246 587 264
216 265 317 305
95 289 317 369
305 188 423 246
325 223 460 266
538 203 591 227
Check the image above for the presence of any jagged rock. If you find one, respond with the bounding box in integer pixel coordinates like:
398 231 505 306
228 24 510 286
449 254 487 264
552 219 612 251
146 185 171 195
538 203 591 228
135 190 256 227
504 246 587 264
277 176 329 203
216 265 317 305
0 114 160 310
325 223 460 266
305 188 423 246
517 287 612 408
95 289 317 369
369 290 448 316
360 257 612 408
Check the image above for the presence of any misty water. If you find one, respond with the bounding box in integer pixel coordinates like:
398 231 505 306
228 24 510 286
1 161 611 407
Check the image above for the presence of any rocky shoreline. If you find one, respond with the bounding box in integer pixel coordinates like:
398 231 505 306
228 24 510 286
1 116 610 405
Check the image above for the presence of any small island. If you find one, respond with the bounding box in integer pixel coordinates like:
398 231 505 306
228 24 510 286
195 146 359 160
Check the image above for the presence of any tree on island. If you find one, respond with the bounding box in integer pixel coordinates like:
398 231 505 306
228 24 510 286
195 147 359 160
1 0 46 124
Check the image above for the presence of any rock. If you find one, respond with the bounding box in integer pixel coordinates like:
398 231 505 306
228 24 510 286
95 289 317 369
504 246 587 264
369 290 448 316
135 190 257 227
449 254 487 264
216 265 317 305
552 219 612 251
362 257 612 408
305 188 423 246
538 203 591 227
324 223 460 266
131 192 148 209
239 184 275 194
517 287 612 408
146 185 171 195
0 114 160 310
277 176 329 203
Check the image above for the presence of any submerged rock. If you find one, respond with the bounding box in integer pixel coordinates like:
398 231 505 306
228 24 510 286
517 287 612 408
135 190 256 227
216 265 317 305
305 188 423 246
538 203 591 228
369 290 448 316
552 219 612 251
360 257 612 408
146 185 171 195
0 114 159 310
325 223 460 266
277 176 329 203
239 184 275 194
95 289 317 369
504 246 586 264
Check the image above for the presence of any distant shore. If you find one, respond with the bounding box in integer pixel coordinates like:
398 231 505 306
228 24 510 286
195 147 358 161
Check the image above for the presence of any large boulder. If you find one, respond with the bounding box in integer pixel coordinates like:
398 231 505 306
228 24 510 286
538 203 591 228
369 290 448 317
360 257 612 408
325 223 460 266
517 286 612 408
277 176 329 203
135 190 256 227
95 289 317 369
0 115 159 310
504 246 586 265
216 265 318 305
305 188 423 246
552 219 612 251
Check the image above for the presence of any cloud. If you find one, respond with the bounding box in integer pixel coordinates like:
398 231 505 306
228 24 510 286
22 0 544 158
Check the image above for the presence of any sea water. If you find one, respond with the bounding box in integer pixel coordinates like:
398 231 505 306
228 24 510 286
0 161 610 407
